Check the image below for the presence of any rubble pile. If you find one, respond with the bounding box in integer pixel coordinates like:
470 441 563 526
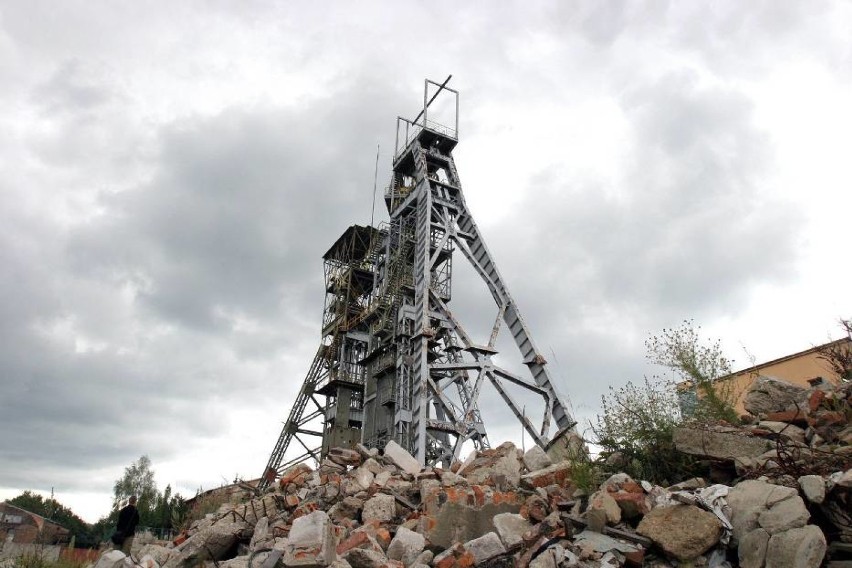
93 377 849 568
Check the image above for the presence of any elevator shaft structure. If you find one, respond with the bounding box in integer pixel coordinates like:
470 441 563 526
260 78 575 488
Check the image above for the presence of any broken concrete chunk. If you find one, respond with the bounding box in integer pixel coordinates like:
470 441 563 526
284 510 335 567
492 512 532 550
745 376 809 416
798 475 826 504
520 460 574 489
383 441 422 476
758 494 810 534
361 493 396 523
636 504 722 561
386 526 425 565
462 532 506 564
764 525 826 568
523 445 553 472
674 426 773 461
94 550 128 568
739 528 770 568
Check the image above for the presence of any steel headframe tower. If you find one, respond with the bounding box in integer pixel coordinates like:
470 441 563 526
259 77 576 488
259 225 381 488
360 77 575 466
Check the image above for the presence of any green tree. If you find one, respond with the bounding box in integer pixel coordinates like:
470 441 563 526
113 455 158 525
646 320 739 423
6 491 96 547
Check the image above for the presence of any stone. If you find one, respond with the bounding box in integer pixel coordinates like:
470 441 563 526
584 508 607 533
461 443 522 487
353 467 375 491
520 461 574 489
726 479 799 543
383 441 422 476
529 546 562 568
284 510 335 567
136 545 172 567
432 543 476 568
588 491 621 525
463 532 507 564
328 496 363 523
362 493 396 523
386 527 425 566
739 528 770 568
765 525 826 568
328 448 362 467
636 504 722 561
573 531 641 555
492 513 532 550
523 446 553 472
418 485 523 549
544 430 587 462
798 475 826 505
758 495 810 534
745 376 808 416
250 517 271 550
757 421 807 444
673 427 773 460
164 519 249 568
342 549 390 568
95 550 128 568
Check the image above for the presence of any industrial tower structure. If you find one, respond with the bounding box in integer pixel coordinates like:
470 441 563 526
260 78 575 488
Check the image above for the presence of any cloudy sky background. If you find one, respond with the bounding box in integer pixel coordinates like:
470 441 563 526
1 1 851 523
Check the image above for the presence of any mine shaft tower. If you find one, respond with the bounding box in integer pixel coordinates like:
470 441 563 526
260 78 575 487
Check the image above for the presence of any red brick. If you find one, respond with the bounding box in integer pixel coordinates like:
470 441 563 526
808 389 827 412
336 531 370 555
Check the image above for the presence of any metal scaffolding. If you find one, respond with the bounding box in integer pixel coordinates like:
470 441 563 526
259 78 576 487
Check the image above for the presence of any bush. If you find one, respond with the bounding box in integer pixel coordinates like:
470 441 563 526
593 377 699 485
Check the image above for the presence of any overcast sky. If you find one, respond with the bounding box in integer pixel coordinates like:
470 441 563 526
1 1 851 524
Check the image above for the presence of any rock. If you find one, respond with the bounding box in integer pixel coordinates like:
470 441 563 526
587 491 621 525
386 527 425 565
745 376 808 416
362 493 396 523
798 475 826 505
461 442 522 487
353 467 374 491
492 512 532 550
328 448 362 467
739 528 770 568
758 494 810 534
757 421 808 444
765 525 826 568
674 426 772 460
165 519 248 568
573 531 641 555
136 545 172 566
418 485 523 549
463 532 506 564
342 549 390 568
432 543 476 568
523 446 553 472
284 510 335 567
94 550 127 568
520 461 575 489
636 504 722 560
383 441 422 476
529 546 563 568
726 479 799 543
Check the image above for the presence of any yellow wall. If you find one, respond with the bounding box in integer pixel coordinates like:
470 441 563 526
681 338 850 416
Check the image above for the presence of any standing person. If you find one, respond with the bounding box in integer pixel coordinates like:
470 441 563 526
116 496 140 555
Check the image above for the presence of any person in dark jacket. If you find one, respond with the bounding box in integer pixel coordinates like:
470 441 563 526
116 495 140 554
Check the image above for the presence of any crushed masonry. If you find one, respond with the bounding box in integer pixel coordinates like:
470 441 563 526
95 377 850 568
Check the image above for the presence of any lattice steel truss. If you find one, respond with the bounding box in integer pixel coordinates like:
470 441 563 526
259 78 576 488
